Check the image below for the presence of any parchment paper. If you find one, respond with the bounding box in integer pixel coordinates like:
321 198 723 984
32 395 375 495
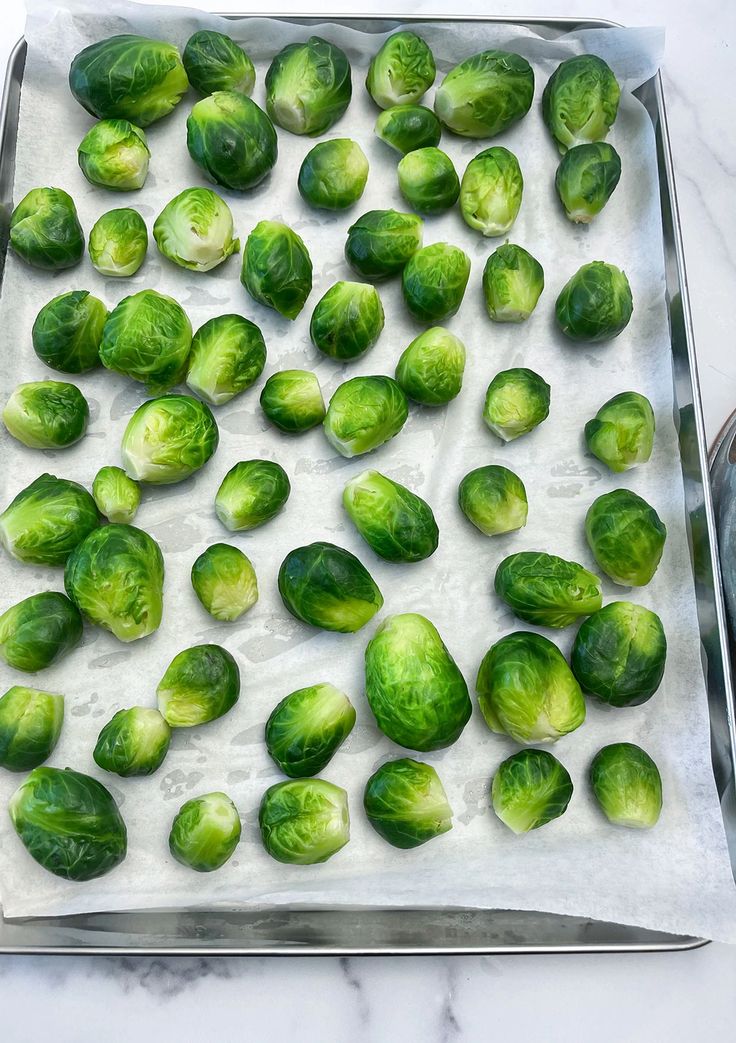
2 0 736 942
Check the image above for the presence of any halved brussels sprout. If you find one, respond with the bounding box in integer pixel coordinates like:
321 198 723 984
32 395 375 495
495 551 603 628
89 208 148 277
10 188 84 270
310 281 385 361
543 55 621 153
93 707 170 777
585 489 666 586
0 473 99 567
0 592 82 673
434 50 534 138
265 36 352 136
343 469 439 563
154 188 239 272
279 541 383 633
215 460 290 531
345 209 423 280
259 778 350 864
186 91 277 190
585 391 655 473
323 375 408 458
364 758 452 849
572 601 666 707
191 543 258 622
121 395 219 485
366 31 435 108
157 644 240 728
483 367 550 442
0 686 64 772
32 290 107 374
402 243 470 322
100 289 192 393
241 220 312 320
394 326 466 406
77 119 150 191
186 314 266 407
374 104 441 155
590 742 662 828
492 748 573 833
265 683 356 777
3 381 89 449
555 142 621 223
92 466 140 524
260 371 325 433
298 139 369 211
169 792 242 872
183 30 255 96
460 147 523 237
397 147 459 215
458 465 528 536
482 243 544 322
556 262 633 342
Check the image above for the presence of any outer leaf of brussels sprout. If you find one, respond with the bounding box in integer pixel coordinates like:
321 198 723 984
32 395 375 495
394 327 466 405
0 686 64 772
0 592 82 673
482 243 544 322
590 742 662 828
186 91 277 190
459 147 523 237
483 368 550 442
298 139 369 211
278 541 383 633
585 489 666 586
343 469 439 563
93 707 171 777
323 375 408 458
542 55 621 153
186 314 266 406
121 395 219 485
265 36 352 136
458 465 528 536
397 147 459 215
259 778 350 864
191 543 258 622
265 683 356 777
260 371 325 433
344 209 424 280
183 30 255 96
99 289 192 393
92 466 140 524
492 748 573 833
77 119 150 191
495 551 602 628
157 644 240 728
555 142 621 223
215 460 290 531
169 791 242 871
310 282 385 361
374 104 441 155
154 188 240 272
3 381 89 449
555 262 633 342
10 188 84 271
241 220 313 320
366 31 436 108
401 243 470 323
364 758 452 849
584 391 655 473
32 290 107 374
88 208 148 277
0 474 99 567
572 601 666 707
434 50 534 138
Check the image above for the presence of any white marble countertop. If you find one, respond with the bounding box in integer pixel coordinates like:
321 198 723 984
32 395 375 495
2 0 736 1038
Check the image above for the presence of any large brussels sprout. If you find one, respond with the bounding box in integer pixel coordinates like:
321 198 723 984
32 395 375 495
543 55 621 153
394 327 466 406
366 31 435 108
364 759 452 849
186 314 266 407
32 290 107 374
169 792 241 872
157 644 239 728
585 489 666 586
460 147 523 237
3 381 89 449
215 460 290 531
10 188 84 271
375 104 441 155
323 375 408 458
241 221 313 320
476 631 585 743
397 148 459 215
260 371 325 433
265 36 352 136
265 683 356 778
572 601 666 707
183 30 255 96
154 188 239 273
345 209 423 280
458 465 528 536
590 742 662 828
482 243 544 323
555 142 621 223
77 119 150 191
186 92 278 190
64 523 164 641
99 289 192 393
495 551 602 628
402 243 470 323
0 474 99 567
0 592 82 673
483 367 550 442
121 395 219 485
555 262 633 342
88 208 148 277
434 50 534 138
310 281 385 361
298 139 369 211
585 391 655 473
492 748 573 833
93 707 170 777
0 686 64 772
9 766 127 881
343 469 439 563
191 543 258 622
279 541 383 633
92 466 140 524
259 778 350 864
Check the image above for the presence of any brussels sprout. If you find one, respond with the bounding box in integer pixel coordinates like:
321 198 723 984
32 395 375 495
121 395 218 485
458 465 528 536
0 686 64 772
88 208 148 277
483 367 551 442
186 315 266 407
310 281 385 361
397 148 459 215
476 631 585 743
100 289 192 392
345 209 423 280
169 792 241 872
394 327 466 406
265 36 352 136
590 742 662 828
183 30 255 96
585 489 666 586
495 551 603 628
364 758 452 849
543 55 621 153
77 119 150 191
186 92 278 190
10 188 84 271
92 466 140 524
279 541 383 633
434 50 534 138
260 370 325 433
154 188 239 272
298 139 369 211
9 766 127 881
343 469 439 563
0 592 82 673
323 375 408 458
64 523 164 641
241 220 313 320
491 748 573 833
191 543 258 622
572 601 666 707
556 262 633 342
459 147 523 237
585 392 655 473
555 142 621 223
0 474 99 567
157 644 239 728
375 104 441 155
3 381 89 449
259 778 350 864
215 460 290 531
366 31 435 109
402 243 470 323
93 707 170 777
482 243 544 322
265 683 356 778
32 290 107 374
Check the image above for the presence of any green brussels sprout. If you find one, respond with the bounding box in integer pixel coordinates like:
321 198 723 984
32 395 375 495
458 465 528 536
88 208 148 277
542 55 621 153
374 104 441 155
495 551 603 628
310 281 385 361
265 36 352 136
397 147 459 215
323 375 408 458
483 367 550 442
434 50 534 138
572 601 666 707
279 541 383 633
92 466 140 524
402 243 470 323
345 209 423 280
260 370 325 433
585 391 655 473
366 31 435 109
121 395 218 485
265 683 356 778
157 644 239 728
169 791 241 872
186 314 266 407
555 142 621 223
585 489 666 586
459 147 523 237
3 381 89 449
93 707 170 777
259 778 350 864
215 460 290 531
590 743 662 828
298 139 369 211
476 631 585 742
0 474 99 567
482 243 544 323
9 766 127 881
0 686 64 772
183 30 255 96
364 758 451 849
186 92 278 190
64 523 164 641
556 262 633 342
0 592 82 673
99 289 192 393
343 469 438 564
191 543 258 622
491 748 573 833
394 326 466 406
154 188 240 272
10 188 84 270
77 119 150 191
241 220 313 320
32 290 107 374
365 613 471 751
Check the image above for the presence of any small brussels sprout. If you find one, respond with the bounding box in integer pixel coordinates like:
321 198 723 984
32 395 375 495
265 36 352 136
259 778 350 864
3 381 89 449
495 551 603 628
32 290 107 374
183 30 255 96
572 601 666 707
345 209 423 280
585 391 655 473
169 792 241 872
157 644 239 728
186 314 266 406
0 592 82 673
88 208 148 277
298 139 369 211
77 119 150 191
259 370 324 434
364 758 452 849
0 686 64 772
460 147 523 237
482 243 544 323
215 460 290 531
543 55 621 153
64 523 164 641
397 147 459 215
394 326 466 406
483 367 551 442
0 474 99 567
555 142 621 223
10 187 84 270
100 289 192 393
556 262 633 342
154 188 239 272
590 743 662 828
492 748 573 833
434 50 534 138
191 543 258 622
366 31 436 108
265 683 356 777
121 395 218 485
476 631 585 743
279 541 383 633
402 243 470 323
458 465 528 536
323 375 408 458
374 104 441 155
310 281 385 361
186 92 278 190
241 220 312 320
92 466 140 524
93 707 170 777
585 489 666 586
343 469 439 563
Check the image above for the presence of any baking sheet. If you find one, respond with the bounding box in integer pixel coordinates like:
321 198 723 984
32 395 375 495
1 0 736 943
